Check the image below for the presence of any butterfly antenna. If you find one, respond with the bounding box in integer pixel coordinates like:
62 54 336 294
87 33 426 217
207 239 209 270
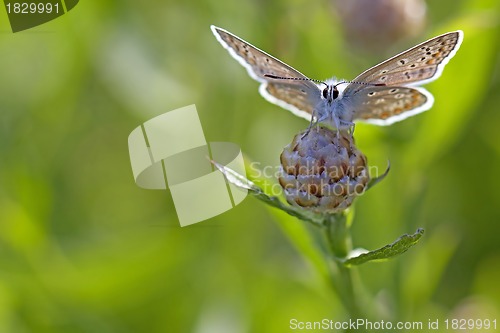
334 80 386 88
264 74 328 88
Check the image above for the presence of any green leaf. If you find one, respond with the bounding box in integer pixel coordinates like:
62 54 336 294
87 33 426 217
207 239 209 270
211 160 325 227
344 228 424 266
366 161 390 191
212 159 333 285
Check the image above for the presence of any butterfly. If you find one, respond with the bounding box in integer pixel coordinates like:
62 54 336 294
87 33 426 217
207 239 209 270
211 25 463 129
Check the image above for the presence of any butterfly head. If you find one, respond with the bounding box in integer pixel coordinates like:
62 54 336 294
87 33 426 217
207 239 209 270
323 78 352 102
324 79 387 102
322 84 339 102
263 74 385 104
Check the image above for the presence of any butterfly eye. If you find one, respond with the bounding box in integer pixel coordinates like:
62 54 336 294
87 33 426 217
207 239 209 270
322 88 328 99
332 87 339 99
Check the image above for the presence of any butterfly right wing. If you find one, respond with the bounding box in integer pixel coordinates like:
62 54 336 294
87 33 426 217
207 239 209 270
211 25 321 120
259 82 318 120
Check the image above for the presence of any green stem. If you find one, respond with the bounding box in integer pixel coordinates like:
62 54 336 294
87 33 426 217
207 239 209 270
324 213 363 321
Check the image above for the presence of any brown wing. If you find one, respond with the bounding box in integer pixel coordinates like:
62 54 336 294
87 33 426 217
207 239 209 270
211 25 313 81
344 31 463 96
211 25 321 119
260 82 316 119
350 86 432 125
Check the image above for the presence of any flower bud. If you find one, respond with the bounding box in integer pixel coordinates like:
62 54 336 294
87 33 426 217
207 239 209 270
333 0 427 53
278 127 370 213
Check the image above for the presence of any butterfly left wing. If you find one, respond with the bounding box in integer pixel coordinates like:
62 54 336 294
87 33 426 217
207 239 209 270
346 31 463 91
343 30 462 124
347 85 433 125
211 25 321 120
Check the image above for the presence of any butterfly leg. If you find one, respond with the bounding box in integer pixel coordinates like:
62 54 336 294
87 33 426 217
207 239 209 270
348 122 356 136
333 118 356 152
301 110 318 139
343 121 357 153
332 114 343 141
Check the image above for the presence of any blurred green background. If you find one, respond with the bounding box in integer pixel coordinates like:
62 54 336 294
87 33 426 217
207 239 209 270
0 0 499 332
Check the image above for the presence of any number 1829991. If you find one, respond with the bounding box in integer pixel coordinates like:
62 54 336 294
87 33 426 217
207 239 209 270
6 2 60 14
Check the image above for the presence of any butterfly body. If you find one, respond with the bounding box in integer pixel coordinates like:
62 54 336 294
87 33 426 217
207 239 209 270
312 78 352 129
211 25 463 129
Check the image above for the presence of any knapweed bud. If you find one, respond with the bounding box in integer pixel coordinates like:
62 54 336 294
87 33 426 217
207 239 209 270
333 0 427 53
278 127 369 213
